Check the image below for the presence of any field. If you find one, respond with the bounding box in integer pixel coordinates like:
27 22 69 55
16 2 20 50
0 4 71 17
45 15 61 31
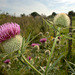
0 14 75 75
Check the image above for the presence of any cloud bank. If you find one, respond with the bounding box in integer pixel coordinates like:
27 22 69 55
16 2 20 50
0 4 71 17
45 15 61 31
0 0 75 16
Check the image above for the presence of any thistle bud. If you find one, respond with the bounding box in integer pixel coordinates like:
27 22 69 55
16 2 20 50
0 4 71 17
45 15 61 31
72 29 75 32
45 50 50 55
46 32 49 35
53 13 70 27
39 32 43 36
6 64 11 69
56 39 60 44
14 58 18 62
33 45 40 52
1 65 5 69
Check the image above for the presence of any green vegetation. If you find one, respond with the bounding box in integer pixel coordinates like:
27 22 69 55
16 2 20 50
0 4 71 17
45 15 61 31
0 13 75 75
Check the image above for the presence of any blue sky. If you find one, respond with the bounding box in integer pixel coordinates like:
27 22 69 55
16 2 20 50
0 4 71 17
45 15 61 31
0 0 75 16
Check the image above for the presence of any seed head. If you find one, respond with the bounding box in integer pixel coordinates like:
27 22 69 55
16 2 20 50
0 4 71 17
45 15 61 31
53 13 70 27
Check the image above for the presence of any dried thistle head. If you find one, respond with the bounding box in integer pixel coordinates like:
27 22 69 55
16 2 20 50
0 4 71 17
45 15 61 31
53 13 70 27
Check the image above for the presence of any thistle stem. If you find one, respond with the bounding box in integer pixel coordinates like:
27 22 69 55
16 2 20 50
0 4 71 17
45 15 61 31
45 27 60 75
22 55 43 75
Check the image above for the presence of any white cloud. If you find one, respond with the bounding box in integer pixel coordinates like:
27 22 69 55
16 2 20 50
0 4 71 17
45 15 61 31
55 0 75 4
0 0 53 16
0 0 75 16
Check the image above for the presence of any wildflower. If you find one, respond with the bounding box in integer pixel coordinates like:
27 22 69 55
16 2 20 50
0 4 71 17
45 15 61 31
31 43 40 47
0 22 22 53
53 13 70 27
0 22 20 42
27 56 31 61
40 38 47 43
4 59 10 64
50 36 54 40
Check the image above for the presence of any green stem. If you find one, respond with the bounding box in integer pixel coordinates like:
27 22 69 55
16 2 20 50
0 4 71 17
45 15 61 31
45 27 60 75
22 55 43 75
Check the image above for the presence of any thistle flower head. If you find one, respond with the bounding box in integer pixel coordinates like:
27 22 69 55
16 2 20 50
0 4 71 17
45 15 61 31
53 13 70 27
40 38 47 43
31 43 40 47
0 22 20 42
0 22 22 53
4 59 10 64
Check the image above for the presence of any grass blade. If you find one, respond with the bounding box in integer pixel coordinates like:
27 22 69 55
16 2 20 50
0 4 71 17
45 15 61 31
21 37 25 53
48 55 63 72
65 60 75 73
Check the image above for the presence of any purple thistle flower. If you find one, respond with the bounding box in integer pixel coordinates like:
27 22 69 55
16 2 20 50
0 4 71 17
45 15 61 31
31 43 40 47
27 56 31 61
0 22 20 43
40 38 47 43
4 59 10 64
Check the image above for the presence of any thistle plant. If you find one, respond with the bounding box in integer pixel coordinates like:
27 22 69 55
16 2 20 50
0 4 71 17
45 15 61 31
44 13 70 75
18 13 70 75
0 22 22 53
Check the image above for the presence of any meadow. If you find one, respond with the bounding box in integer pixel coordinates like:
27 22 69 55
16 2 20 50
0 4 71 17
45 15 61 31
0 13 75 75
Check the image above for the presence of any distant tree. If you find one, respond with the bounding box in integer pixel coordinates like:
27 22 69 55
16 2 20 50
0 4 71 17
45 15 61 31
68 11 75 16
52 12 57 16
21 13 25 17
47 12 57 20
30 12 40 18
6 12 9 15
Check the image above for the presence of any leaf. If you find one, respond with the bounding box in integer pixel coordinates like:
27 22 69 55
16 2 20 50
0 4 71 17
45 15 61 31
24 33 31 49
42 18 53 28
43 18 58 32
47 20 53 24
40 66 45 72
62 35 75 40
65 60 75 73
69 62 75 66
48 55 63 72
26 33 31 43
21 37 25 53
